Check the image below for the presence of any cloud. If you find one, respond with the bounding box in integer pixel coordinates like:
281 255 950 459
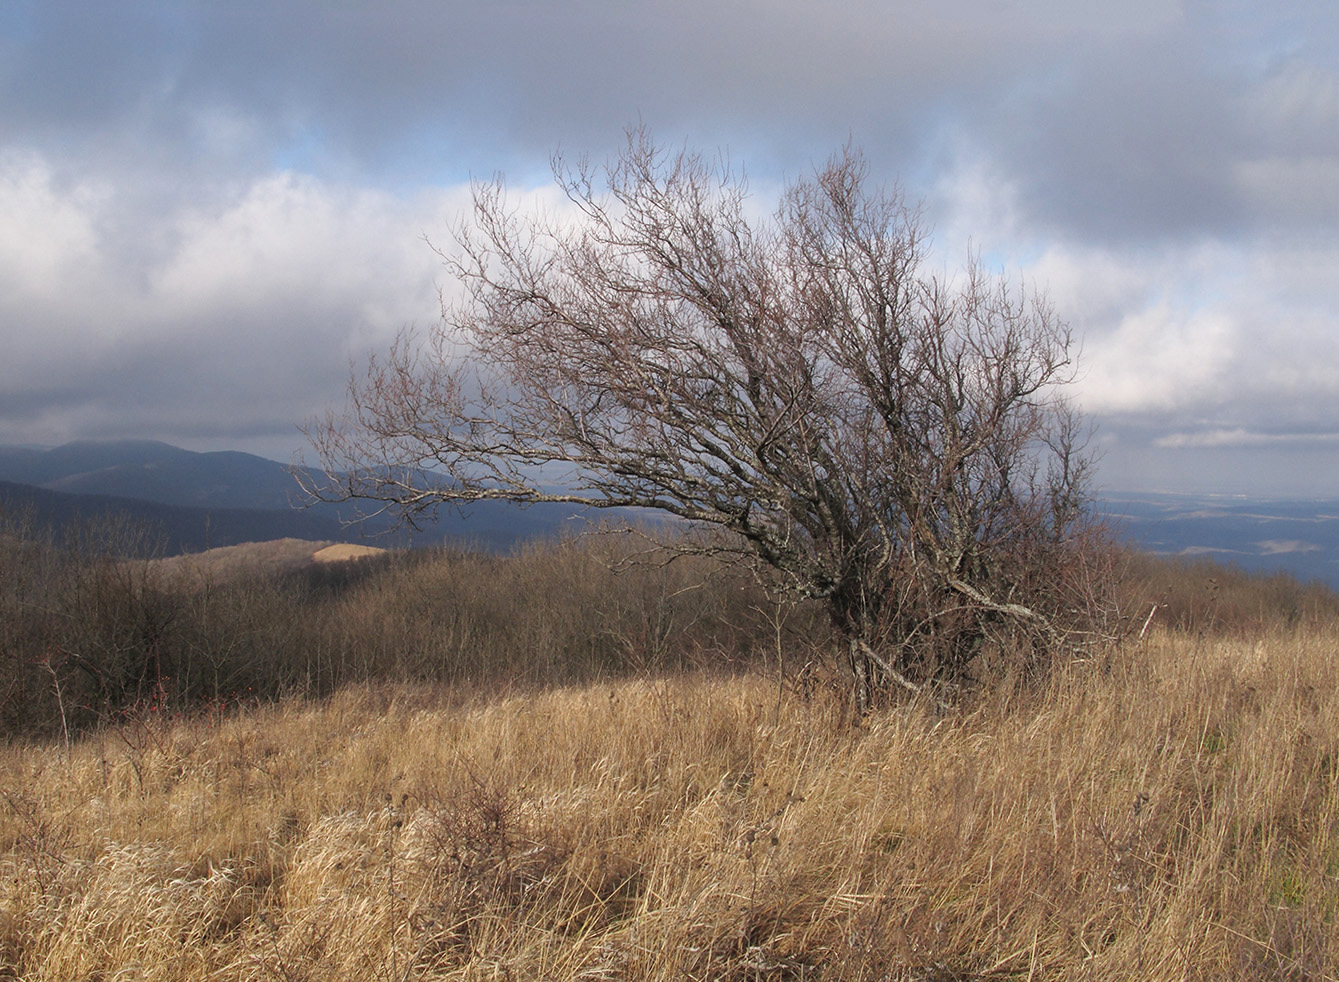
930 116 1339 429
1078 298 1240 415
1257 539 1323 555
0 0 1197 185
978 5 1339 244
0 151 473 456
1154 430 1339 449
0 151 107 295
2 0 1338 493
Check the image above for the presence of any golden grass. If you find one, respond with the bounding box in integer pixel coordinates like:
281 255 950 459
311 543 388 564
147 538 336 586
3 626 1338 980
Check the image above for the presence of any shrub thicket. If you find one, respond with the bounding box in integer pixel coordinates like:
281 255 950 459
5 504 1338 743
1115 550 1339 637
0 512 816 740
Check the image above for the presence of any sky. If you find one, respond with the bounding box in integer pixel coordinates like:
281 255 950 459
2 0 1338 497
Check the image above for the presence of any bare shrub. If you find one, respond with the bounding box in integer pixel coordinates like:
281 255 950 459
0 509 182 735
0 506 803 739
308 130 1111 706
303 533 798 688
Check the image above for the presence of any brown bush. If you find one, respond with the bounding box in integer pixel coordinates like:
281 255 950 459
1116 550 1339 638
0 511 823 738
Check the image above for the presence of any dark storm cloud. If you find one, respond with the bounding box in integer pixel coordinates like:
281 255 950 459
2 1 1182 179
13 1 1331 246
997 43 1243 240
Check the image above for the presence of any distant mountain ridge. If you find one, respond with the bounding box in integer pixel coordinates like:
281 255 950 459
0 479 348 555
0 440 584 553
2 441 1338 586
0 440 308 511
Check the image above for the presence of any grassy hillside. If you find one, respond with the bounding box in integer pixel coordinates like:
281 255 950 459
3 628 1337 980
3 521 1338 979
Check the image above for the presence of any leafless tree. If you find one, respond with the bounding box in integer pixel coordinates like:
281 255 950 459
306 131 1110 707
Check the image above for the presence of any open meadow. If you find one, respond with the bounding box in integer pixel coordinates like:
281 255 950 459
2 530 1338 980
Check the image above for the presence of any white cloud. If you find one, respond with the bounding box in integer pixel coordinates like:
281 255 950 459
931 139 1339 456
0 152 107 296
1257 539 1323 555
1080 302 1239 414
1154 429 1339 449
0 141 614 458
0 151 482 453
149 172 446 343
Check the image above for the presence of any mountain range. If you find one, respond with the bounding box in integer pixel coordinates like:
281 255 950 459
2 440 1338 587
0 440 585 554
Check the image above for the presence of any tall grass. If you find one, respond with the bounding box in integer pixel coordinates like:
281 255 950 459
2 622 1337 980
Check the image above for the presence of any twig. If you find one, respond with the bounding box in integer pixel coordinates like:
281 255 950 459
41 651 71 757
1137 602 1160 641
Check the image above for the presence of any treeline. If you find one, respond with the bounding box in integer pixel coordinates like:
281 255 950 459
0 512 798 740
4 507 1339 742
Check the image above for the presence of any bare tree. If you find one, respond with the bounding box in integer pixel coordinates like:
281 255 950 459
307 131 1109 706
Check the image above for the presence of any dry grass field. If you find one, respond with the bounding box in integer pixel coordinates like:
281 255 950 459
3 617 1337 980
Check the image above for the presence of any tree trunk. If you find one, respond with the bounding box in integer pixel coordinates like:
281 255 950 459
848 636 871 714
